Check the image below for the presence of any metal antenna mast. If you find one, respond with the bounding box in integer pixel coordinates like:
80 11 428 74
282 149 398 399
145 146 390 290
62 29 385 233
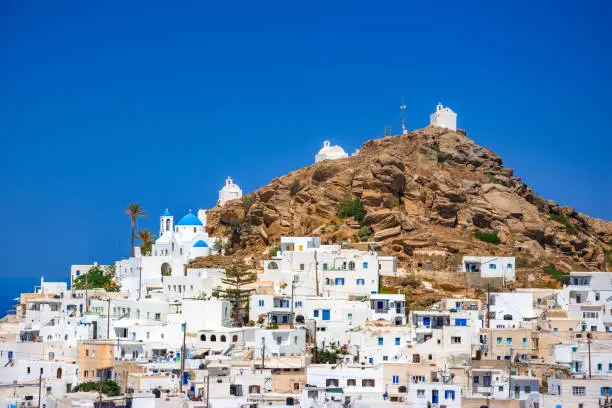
400 98 408 135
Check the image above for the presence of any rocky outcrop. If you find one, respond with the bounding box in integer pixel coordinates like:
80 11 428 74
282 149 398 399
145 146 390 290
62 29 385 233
205 126 612 272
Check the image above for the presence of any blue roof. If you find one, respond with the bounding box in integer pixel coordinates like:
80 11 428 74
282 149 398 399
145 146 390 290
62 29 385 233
176 212 203 226
193 240 208 248
162 209 171 217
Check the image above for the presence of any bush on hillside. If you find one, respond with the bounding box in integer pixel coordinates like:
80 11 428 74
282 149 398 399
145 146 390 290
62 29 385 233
339 198 366 223
474 231 501 245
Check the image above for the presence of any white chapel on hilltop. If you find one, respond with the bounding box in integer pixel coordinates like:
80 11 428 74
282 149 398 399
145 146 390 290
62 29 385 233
315 140 349 163
430 103 457 131
218 176 242 206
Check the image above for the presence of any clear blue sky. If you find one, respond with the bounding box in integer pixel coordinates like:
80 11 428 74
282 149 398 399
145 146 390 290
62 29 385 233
0 1 610 307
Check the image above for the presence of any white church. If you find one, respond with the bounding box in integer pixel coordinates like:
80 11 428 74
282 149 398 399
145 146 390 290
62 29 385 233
430 103 457 131
218 176 242 206
315 140 349 163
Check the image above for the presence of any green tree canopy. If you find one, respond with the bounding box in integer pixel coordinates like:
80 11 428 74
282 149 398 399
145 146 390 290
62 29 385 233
216 259 256 326
73 266 120 292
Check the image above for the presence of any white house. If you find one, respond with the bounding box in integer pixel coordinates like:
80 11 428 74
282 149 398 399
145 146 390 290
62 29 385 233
460 256 516 281
315 141 349 163
429 103 457 131
557 271 612 332
218 176 242 206
487 292 535 329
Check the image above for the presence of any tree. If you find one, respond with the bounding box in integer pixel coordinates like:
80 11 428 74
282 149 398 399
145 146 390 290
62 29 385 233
137 229 155 255
123 203 146 257
212 238 224 254
73 266 120 292
339 198 366 223
78 379 121 396
216 259 256 326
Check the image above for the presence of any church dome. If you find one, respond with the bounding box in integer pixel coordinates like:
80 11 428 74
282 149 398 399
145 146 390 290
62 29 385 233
176 212 203 226
317 140 347 156
193 240 208 248
162 209 171 217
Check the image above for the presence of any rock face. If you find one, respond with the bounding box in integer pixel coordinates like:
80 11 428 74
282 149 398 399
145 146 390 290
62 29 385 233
206 126 612 271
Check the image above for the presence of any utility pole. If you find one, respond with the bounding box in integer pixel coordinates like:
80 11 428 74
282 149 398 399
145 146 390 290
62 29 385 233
588 339 592 378
261 337 265 373
290 279 295 329
106 298 111 339
508 348 513 400
85 272 89 313
314 250 319 296
486 284 490 329
313 320 318 364
138 267 142 301
180 322 186 393
205 373 210 408
38 374 42 408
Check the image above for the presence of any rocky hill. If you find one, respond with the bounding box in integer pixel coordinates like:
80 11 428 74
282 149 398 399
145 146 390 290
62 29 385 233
204 126 611 279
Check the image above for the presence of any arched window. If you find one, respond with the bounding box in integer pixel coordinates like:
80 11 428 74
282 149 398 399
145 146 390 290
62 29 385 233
200 334 206 341
210 335 217 342
165 219 171 231
348 261 355 271
64 334 68 340
220 335 226 342
193 227 196 233
398 386 407 393
57 368 62 379
232 335 238 343
268 262 278 270
296 315 305 324
171 243 175 252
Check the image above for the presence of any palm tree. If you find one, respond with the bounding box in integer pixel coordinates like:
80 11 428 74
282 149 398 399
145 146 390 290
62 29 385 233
137 229 155 256
123 203 146 257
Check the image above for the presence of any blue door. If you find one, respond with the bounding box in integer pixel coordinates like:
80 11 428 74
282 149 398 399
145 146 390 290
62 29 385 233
423 317 431 326
432 390 439 404
322 309 330 321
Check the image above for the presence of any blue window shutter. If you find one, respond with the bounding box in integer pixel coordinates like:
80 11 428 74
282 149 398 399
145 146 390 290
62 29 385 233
378 337 383 345
423 317 431 326
314 310 319 317
395 337 400 345
322 309 330 320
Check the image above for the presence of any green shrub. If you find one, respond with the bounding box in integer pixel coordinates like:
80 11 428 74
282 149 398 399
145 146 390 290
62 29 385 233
290 179 302 196
242 195 255 214
516 257 532 268
357 226 371 241
549 213 578 235
79 380 121 396
474 231 501 245
543 264 566 282
339 198 366 223
268 245 280 258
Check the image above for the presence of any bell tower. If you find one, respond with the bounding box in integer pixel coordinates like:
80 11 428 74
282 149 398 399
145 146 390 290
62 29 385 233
160 209 174 236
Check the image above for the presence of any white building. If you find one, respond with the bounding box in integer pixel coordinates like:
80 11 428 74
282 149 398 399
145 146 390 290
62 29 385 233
429 103 457 131
218 176 243 206
557 271 612 332
460 256 516 281
487 292 536 329
315 141 349 163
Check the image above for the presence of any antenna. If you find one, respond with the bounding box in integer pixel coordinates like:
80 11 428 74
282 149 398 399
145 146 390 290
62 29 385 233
400 98 408 135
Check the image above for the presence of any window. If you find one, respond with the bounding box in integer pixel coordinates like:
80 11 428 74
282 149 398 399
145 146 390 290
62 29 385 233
597 363 602 371
378 337 384 346
314 310 319 318
335 278 345 286
507 338 513 345
395 337 400 346
299 264 304 271
356 279 365 285
210 335 216 342
572 347 577 352
200 334 206 341
249 385 261 394
363 262 368 269
522 338 527 346
473 376 479 384
347 313 352 320
258 300 265 307
392 375 399 384
521 354 526 360
221 335 226 342
525 386 531 394
489 264 497 269
27 367 30 374
348 261 355 270
293 383 300 391
347 379 356 386
444 390 455 400
417 390 425 398
323 263 328 270
232 335 238 342
155 313 161 321
455 318 467 326
383 356 388 361
572 386 586 396
362 379 375 387
497 337 502 345
602 387 611 396
507 263 513 268
295 301 302 307
451 336 461 344
326 379 339 387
